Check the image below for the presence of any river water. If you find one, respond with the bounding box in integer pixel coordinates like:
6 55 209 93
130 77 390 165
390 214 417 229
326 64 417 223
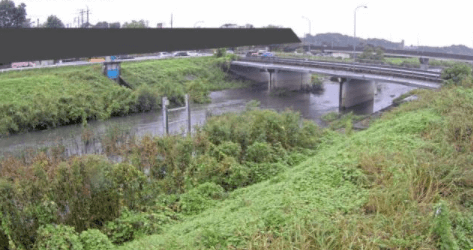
0 79 415 157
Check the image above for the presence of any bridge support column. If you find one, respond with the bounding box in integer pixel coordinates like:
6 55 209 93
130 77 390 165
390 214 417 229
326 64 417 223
339 78 376 110
419 57 429 71
272 70 311 91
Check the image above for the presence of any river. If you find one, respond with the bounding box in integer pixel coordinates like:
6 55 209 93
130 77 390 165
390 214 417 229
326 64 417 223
0 79 415 157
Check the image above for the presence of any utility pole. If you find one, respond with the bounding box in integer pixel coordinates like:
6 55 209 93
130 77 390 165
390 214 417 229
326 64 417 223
86 6 91 27
79 9 85 26
37 18 39 27
171 14 173 28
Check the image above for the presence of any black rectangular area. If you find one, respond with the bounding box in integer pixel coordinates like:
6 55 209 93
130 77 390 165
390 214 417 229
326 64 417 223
0 28 300 63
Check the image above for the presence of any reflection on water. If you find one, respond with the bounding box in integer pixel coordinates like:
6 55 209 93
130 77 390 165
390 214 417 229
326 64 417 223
0 79 416 156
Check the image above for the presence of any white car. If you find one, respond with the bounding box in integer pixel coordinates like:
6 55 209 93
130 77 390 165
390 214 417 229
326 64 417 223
172 51 190 57
226 50 234 54
156 52 171 58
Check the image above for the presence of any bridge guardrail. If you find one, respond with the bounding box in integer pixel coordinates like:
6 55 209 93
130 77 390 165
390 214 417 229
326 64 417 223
250 56 441 76
236 57 443 83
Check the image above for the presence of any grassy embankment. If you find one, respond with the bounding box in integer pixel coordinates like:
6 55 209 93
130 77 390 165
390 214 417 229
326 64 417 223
0 56 245 136
115 65 473 249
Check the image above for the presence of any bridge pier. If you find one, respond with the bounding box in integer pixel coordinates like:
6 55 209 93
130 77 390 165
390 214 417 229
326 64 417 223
271 70 311 91
339 78 376 110
419 57 429 70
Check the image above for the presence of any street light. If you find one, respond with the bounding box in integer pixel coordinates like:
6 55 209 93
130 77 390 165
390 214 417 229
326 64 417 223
354 5 367 55
194 21 204 28
302 16 311 54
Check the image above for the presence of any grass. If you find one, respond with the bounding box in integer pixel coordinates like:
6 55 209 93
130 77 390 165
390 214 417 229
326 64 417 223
117 81 473 249
0 56 246 136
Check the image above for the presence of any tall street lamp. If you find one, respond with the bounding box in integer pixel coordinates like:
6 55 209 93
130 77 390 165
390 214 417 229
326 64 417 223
302 16 311 54
194 21 204 28
354 5 367 56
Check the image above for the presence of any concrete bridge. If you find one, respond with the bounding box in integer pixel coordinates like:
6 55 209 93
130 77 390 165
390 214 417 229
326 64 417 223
230 57 442 109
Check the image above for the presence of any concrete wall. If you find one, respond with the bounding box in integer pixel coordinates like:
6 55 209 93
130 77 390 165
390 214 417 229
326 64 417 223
340 78 376 109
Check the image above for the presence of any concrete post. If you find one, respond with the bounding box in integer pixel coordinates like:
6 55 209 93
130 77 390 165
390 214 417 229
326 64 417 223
162 97 169 135
185 94 191 136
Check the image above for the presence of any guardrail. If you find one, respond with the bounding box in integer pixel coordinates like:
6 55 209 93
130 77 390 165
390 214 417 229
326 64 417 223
236 57 443 83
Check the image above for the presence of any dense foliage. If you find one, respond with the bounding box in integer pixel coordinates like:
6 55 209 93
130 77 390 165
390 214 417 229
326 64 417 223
0 107 322 249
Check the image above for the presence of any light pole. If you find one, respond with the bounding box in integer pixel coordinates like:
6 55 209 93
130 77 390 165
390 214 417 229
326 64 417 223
302 16 311 54
194 21 203 28
354 5 367 57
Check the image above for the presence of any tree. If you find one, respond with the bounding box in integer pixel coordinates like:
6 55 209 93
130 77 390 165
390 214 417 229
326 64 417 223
122 20 147 28
109 22 120 28
43 15 64 28
93 21 109 28
21 17 32 28
0 0 27 28
264 24 282 28
80 22 92 28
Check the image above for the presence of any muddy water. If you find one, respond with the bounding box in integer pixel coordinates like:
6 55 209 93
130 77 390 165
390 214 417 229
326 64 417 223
0 79 415 157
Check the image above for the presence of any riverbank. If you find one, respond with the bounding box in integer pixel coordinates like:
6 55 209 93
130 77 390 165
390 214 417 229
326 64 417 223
116 81 473 249
0 56 246 137
2 78 473 248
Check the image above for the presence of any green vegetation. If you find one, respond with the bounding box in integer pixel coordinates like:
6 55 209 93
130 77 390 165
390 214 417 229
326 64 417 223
357 46 385 61
0 107 321 250
0 56 245 136
321 111 366 130
441 62 473 86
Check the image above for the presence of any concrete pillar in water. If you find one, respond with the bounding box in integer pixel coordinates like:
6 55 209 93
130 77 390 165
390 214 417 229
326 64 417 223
339 78 376 110
271 70 311 91
419 57 430 71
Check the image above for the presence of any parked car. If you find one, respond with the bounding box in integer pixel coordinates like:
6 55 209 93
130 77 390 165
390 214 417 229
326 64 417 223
156 52 171 58
187 51 198 57
116 55 134 60
262 52 274 57
173 51 190 57
11 62 35 68
226 50 234 54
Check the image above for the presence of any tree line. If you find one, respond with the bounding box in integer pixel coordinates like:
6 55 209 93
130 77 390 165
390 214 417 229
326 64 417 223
0 0 155 28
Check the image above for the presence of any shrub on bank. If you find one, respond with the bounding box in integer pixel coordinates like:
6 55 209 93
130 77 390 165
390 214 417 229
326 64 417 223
33 224 83 250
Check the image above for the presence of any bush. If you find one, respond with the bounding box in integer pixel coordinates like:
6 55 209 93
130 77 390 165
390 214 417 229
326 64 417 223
215 48 227 58
211 141 242 161
33 224 83 250
79 229 113 250
135 84 159 112
108 163 148 210
442 63 472 85
179 182 225 215
103 207 169 245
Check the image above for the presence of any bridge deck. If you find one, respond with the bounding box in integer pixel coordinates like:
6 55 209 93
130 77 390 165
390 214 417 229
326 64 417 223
232 59 442 89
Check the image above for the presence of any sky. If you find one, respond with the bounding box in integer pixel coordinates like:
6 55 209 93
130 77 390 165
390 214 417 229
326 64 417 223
17 0 473 48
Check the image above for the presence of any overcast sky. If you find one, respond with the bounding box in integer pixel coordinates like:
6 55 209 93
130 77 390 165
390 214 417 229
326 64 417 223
18 0 473 48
